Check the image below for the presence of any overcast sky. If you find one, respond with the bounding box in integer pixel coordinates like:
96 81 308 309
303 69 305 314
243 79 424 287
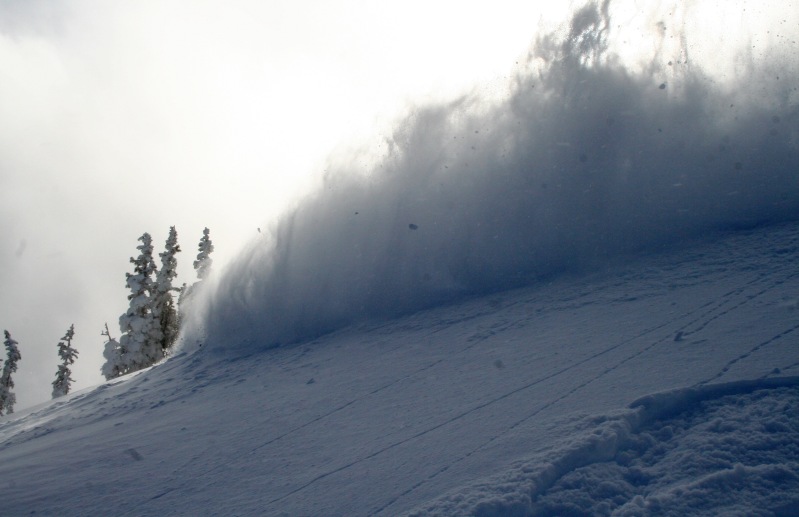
1 0 794 410
0 0 580 409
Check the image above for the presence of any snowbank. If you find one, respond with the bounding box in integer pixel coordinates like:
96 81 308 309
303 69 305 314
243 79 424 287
409 377 799 516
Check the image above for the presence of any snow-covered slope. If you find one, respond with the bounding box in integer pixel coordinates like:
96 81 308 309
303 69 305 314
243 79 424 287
2 2 797 515
1 220 797 516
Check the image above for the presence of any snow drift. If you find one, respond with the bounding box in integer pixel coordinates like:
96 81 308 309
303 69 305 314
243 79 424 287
185 0 799 350
410 378 799 516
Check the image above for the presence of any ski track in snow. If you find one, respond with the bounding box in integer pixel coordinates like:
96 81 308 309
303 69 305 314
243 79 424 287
250 225 795 514
376 232 799 513
0 222 798 516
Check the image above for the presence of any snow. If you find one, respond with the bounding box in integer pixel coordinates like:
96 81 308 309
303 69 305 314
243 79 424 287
185 0 799 352
1 2 797 514
415 378 799 516
1 220 798 516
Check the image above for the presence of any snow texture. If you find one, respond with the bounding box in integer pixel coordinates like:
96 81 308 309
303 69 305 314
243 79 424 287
413 378 799 516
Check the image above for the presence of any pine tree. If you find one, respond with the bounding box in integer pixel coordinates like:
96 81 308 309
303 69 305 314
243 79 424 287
154 226 181 355
176 281 190 325
0 330 21 416
193 227 214 280
101 323 123 380
178 227 215 325
118 232 162 374
52 324 79 398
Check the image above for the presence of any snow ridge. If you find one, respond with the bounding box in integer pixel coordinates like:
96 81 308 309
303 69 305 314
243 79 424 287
631 376 799 423
410 377 799 516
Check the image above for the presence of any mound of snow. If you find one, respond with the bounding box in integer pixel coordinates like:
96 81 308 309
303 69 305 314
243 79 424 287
410 378 799 516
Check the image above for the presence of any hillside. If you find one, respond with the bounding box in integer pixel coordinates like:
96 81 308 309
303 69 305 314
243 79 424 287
1 220 797 516
2 2 797 515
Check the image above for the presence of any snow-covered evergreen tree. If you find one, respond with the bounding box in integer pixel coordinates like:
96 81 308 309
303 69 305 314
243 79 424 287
52 324 79 399
0 330 21 415
177 281 189 307
193 227 214 280
118 232 162 374
177 228 215 330
154 226 181 355
101 323 123 380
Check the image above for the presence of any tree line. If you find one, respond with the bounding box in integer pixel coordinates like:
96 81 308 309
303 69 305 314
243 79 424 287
0 227 213 416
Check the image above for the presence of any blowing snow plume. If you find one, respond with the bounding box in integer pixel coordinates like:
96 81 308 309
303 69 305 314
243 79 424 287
187 0 799 351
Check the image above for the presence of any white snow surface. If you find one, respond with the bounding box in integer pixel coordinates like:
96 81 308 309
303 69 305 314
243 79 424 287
1 221 798 516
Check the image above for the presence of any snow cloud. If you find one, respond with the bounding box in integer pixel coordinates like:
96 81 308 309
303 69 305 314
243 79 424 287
1 0 796 408
189 0 799 351
0 0 554 408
